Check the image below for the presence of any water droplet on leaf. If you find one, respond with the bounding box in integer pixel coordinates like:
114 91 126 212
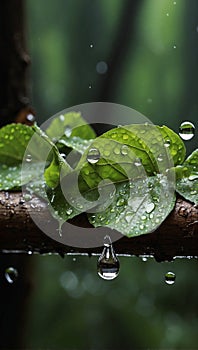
179 121 195 140
134 158 142 167
65 126 72 138
165 271 176 285
97 236 120 280
25 154 32 162
157 154 163 162
60 153 66 160
87 148 100 164
59 115 65 122
26 114 35 123
145 202 155 214
5 267 18 283
121 145 128 155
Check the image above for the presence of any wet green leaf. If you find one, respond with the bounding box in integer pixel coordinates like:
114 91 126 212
176 149 198 204
46 112 96 141
88 174 175 237
0 123 34 165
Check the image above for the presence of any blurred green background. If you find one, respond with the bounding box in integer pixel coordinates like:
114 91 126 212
24 0 197 348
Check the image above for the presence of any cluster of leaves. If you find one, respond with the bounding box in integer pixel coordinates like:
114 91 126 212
0 112 197 237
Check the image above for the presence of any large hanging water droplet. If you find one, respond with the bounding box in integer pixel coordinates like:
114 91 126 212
87 148 100 164
5 267 18 284
97 236 120 280
165 271 176 285
179 121 195 140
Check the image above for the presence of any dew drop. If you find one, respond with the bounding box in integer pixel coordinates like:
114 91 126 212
173 1 176 4
121 145 128 155
97 236 120 280
134 158 142 167
145 202 155 214
89 44 94 48
65 126 72 138
25 154 32 163
96 61 108 75
173 45 177 49
165 271 176 285
26 114 35 123
5 267 18 284
60 153 66 160
179 121 195 140
157 154 163 162
66 208 73 215
59 115 65 122
87 148 100 164
164 139 171 147
142 257 148 262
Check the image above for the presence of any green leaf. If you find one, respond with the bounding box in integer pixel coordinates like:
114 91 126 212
0 123 34 165
176 149 198 204
88 174 175 237
45 112 96 141
57 137 94 155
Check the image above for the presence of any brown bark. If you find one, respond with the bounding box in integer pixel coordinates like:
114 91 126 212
0 0 30 127
0 191 197 262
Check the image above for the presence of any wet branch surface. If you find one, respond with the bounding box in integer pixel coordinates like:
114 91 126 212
0 191 197 261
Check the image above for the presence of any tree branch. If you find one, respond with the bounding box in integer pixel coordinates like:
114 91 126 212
0 191 197 261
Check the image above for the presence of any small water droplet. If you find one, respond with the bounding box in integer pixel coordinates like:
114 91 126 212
165 271 176 285
89 44 94 48
134 158 142 167
121 145 128 155
5 267 18 283
97 236 119 280
145 202 155 214
60 153 66 160
166 13 169 16
142 257 148 262
96 61 108 74
157 154 163 162
66 208 73 215
28 250 33 255
59 115 65 122
173 1 176 4
179 121 195 140
65 126 72 138
87 148 100 164
25 154 32 162
173 45 177 49
164 139 171 147
26 114 35 123
88 85 92 89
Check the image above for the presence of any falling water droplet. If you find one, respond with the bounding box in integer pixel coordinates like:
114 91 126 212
5 267 18 283
179 121 195 140
97 236 120 280
25 154 32 163
96 61 108 75
87 148 100 164
26 114 35 123
165 271 176 285
142 257 148 262
65 126 72 138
